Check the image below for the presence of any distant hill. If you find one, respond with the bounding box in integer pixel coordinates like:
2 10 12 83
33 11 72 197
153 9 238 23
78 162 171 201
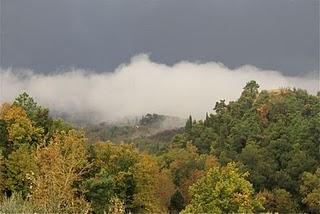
84 113 185 143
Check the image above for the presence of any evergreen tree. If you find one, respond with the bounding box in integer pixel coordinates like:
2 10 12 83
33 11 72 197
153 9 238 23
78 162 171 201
185 115 193 133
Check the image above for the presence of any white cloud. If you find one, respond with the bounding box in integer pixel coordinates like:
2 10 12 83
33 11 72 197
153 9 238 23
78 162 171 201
1 54 318 121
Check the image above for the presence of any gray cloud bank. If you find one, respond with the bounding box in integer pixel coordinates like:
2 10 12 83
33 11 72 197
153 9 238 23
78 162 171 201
1 55 318 121
2 0 318 76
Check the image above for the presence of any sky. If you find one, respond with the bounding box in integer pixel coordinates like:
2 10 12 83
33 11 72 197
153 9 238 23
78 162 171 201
1 0 319 76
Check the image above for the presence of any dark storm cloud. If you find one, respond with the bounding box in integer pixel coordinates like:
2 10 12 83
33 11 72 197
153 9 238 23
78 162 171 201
1 0 319 75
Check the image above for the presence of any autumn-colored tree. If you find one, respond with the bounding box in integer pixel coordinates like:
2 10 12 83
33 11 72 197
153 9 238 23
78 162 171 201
300 169 320 213
30 130 90 213
159 143 199 186
108 197 125 214
182 163 263 214
131 154 174 212
258 188 298 213
0 103 43 148
85 142 174 213
179 154 218 203
150 168 175 211
159 143 218 211
0 86 318 213
179 169 204 204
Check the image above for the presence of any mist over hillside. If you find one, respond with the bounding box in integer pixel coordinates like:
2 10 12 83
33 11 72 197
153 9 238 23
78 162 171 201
0 54 318 122
84 113 186 143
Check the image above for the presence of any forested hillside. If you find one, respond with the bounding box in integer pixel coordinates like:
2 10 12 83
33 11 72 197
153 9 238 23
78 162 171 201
0 81 319 213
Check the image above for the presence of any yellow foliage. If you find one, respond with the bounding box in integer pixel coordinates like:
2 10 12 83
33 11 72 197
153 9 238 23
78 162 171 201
153 169 175 211
30 130 90 213
133 154 175 213
108 197 125 214
0 103 43 145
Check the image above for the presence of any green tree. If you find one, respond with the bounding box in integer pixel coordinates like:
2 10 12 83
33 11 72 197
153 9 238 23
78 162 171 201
182 163 263 214
241 80 260 99
238 80 260 110
5 144 37 197
13 93 52 133
0 119 9 156
169 190 185 213
0 155 5 192
239 142 277 190
185 115 193 133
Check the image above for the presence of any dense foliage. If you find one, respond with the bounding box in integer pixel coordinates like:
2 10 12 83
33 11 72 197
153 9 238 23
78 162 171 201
182 163 263 213
0 82 319 213
171 81 320 213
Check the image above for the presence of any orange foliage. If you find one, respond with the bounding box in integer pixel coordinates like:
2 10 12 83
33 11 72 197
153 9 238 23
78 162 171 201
257 104 269 122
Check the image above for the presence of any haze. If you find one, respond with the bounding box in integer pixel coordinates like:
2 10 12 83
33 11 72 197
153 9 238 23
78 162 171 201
1 55 318 121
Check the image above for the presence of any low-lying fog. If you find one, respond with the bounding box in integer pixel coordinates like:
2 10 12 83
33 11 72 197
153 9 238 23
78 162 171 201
1 54 318 122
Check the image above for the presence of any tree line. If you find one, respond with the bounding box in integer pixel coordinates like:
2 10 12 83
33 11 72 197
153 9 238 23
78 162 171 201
0 80 319 213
